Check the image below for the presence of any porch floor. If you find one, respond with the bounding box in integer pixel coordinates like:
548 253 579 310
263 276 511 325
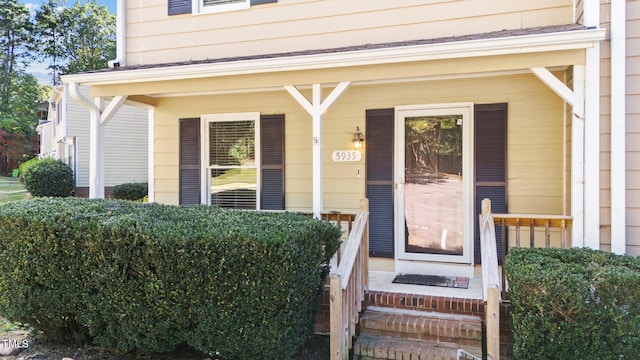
368 271 483 300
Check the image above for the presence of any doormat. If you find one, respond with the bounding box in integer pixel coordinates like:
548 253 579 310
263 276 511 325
392 274 469 289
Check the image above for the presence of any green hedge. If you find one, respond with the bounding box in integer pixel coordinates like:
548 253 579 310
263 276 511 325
21 158 74 197
0 198 342 358
505 247 640 360
113 182 148 201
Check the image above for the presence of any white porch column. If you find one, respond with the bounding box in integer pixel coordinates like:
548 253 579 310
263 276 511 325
285 82 351 218
90 97 106 199
610 0 626 254
572 65 586 248
583 0 601 250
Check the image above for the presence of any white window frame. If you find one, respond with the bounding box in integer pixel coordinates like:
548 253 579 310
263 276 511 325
200 112 261 209
394 103 474 272
193 0 249 14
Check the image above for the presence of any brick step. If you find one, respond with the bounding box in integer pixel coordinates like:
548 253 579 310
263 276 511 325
365 291 485 317
358 307 482 347
353 334 482 360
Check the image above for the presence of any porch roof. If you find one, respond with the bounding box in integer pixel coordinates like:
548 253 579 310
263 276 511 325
62 24 605 87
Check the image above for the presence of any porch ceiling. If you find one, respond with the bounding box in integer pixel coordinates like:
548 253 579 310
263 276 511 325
62 25 605 100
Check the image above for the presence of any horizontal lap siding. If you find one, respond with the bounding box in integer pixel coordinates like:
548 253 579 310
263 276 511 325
624 1 640 255
64 87 148 188
104 105 148 186
125 0 573 65
154 74 566 225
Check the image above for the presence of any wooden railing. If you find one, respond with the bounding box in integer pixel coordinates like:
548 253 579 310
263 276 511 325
479 198 572 360
329 199 369 360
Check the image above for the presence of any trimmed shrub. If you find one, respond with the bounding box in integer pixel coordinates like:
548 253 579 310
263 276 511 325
0 198 341 358
113 182 148 201
17 157 39 182
505 247 640 360
21 158 74 197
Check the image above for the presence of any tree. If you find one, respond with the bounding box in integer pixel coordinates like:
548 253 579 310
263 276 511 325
34 0 115 83
0 72 45 173
0 0 33 108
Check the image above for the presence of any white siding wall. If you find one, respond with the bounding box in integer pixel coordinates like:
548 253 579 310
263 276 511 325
64 86 148 188
38 123 54 157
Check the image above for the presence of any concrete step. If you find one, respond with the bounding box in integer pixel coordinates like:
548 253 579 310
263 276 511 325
353 334 482 360
358 307 482 348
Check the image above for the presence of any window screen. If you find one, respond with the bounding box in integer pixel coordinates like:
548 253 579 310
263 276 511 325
208 120 257 209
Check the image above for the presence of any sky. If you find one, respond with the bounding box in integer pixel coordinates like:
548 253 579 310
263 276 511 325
18 0 117 84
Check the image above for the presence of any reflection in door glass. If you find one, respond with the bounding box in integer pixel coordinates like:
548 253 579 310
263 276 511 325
404 115 463 255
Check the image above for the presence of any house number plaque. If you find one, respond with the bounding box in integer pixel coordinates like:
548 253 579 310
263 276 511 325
332 151 362 162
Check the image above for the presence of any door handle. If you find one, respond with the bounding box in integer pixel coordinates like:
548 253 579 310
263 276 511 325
396 177 403 193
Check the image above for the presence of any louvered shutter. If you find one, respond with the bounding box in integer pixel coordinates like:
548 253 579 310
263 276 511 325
179 118 201 205
168 0 191 15
260 114 285 210
366 108 395 258
474 103 508 264
250 0 276 4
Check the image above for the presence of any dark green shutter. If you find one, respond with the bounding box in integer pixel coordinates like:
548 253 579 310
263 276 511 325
168 0 191 15
366 108 395 258
474 103 508 264
179 118 201 205
260 114 285 210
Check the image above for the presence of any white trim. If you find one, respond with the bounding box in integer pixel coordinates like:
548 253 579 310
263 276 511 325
200 112 261 209
147 108 155 203
530 67 574 106
394 103 474 265
610 0 626 254
285 82 351 218
571 65 586 248
193 0 249 14
63 29 606 86
100 95 127 125
68 83 104 198
584 43 600 250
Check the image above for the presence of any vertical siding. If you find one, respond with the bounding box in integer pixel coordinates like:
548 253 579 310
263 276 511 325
64 86 148 188
125 0 574 65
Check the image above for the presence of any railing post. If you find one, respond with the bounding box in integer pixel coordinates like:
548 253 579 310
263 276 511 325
487 285 500 360
330 274 344 360
360 198 369 290
479 198 501 301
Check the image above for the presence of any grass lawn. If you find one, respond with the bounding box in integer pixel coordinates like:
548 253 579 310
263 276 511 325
0 177 30 204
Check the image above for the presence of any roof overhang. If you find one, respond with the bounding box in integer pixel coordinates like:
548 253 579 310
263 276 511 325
62 27 606 87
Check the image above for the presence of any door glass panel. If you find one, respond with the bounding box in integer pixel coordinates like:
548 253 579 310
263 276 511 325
404 115 463 255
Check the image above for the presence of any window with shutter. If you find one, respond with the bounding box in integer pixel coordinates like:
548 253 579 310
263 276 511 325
204 113 258 209
474 103 508 264
179 114 285 209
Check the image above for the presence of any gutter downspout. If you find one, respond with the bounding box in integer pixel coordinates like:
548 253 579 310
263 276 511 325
108 0 126 68
610 0 626 254
68 82 105 199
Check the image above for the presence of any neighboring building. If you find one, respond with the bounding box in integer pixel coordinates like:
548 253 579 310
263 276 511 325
38 85 149 197
61 0 634 271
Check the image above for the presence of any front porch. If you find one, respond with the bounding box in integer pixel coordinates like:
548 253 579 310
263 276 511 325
320 203 571 360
